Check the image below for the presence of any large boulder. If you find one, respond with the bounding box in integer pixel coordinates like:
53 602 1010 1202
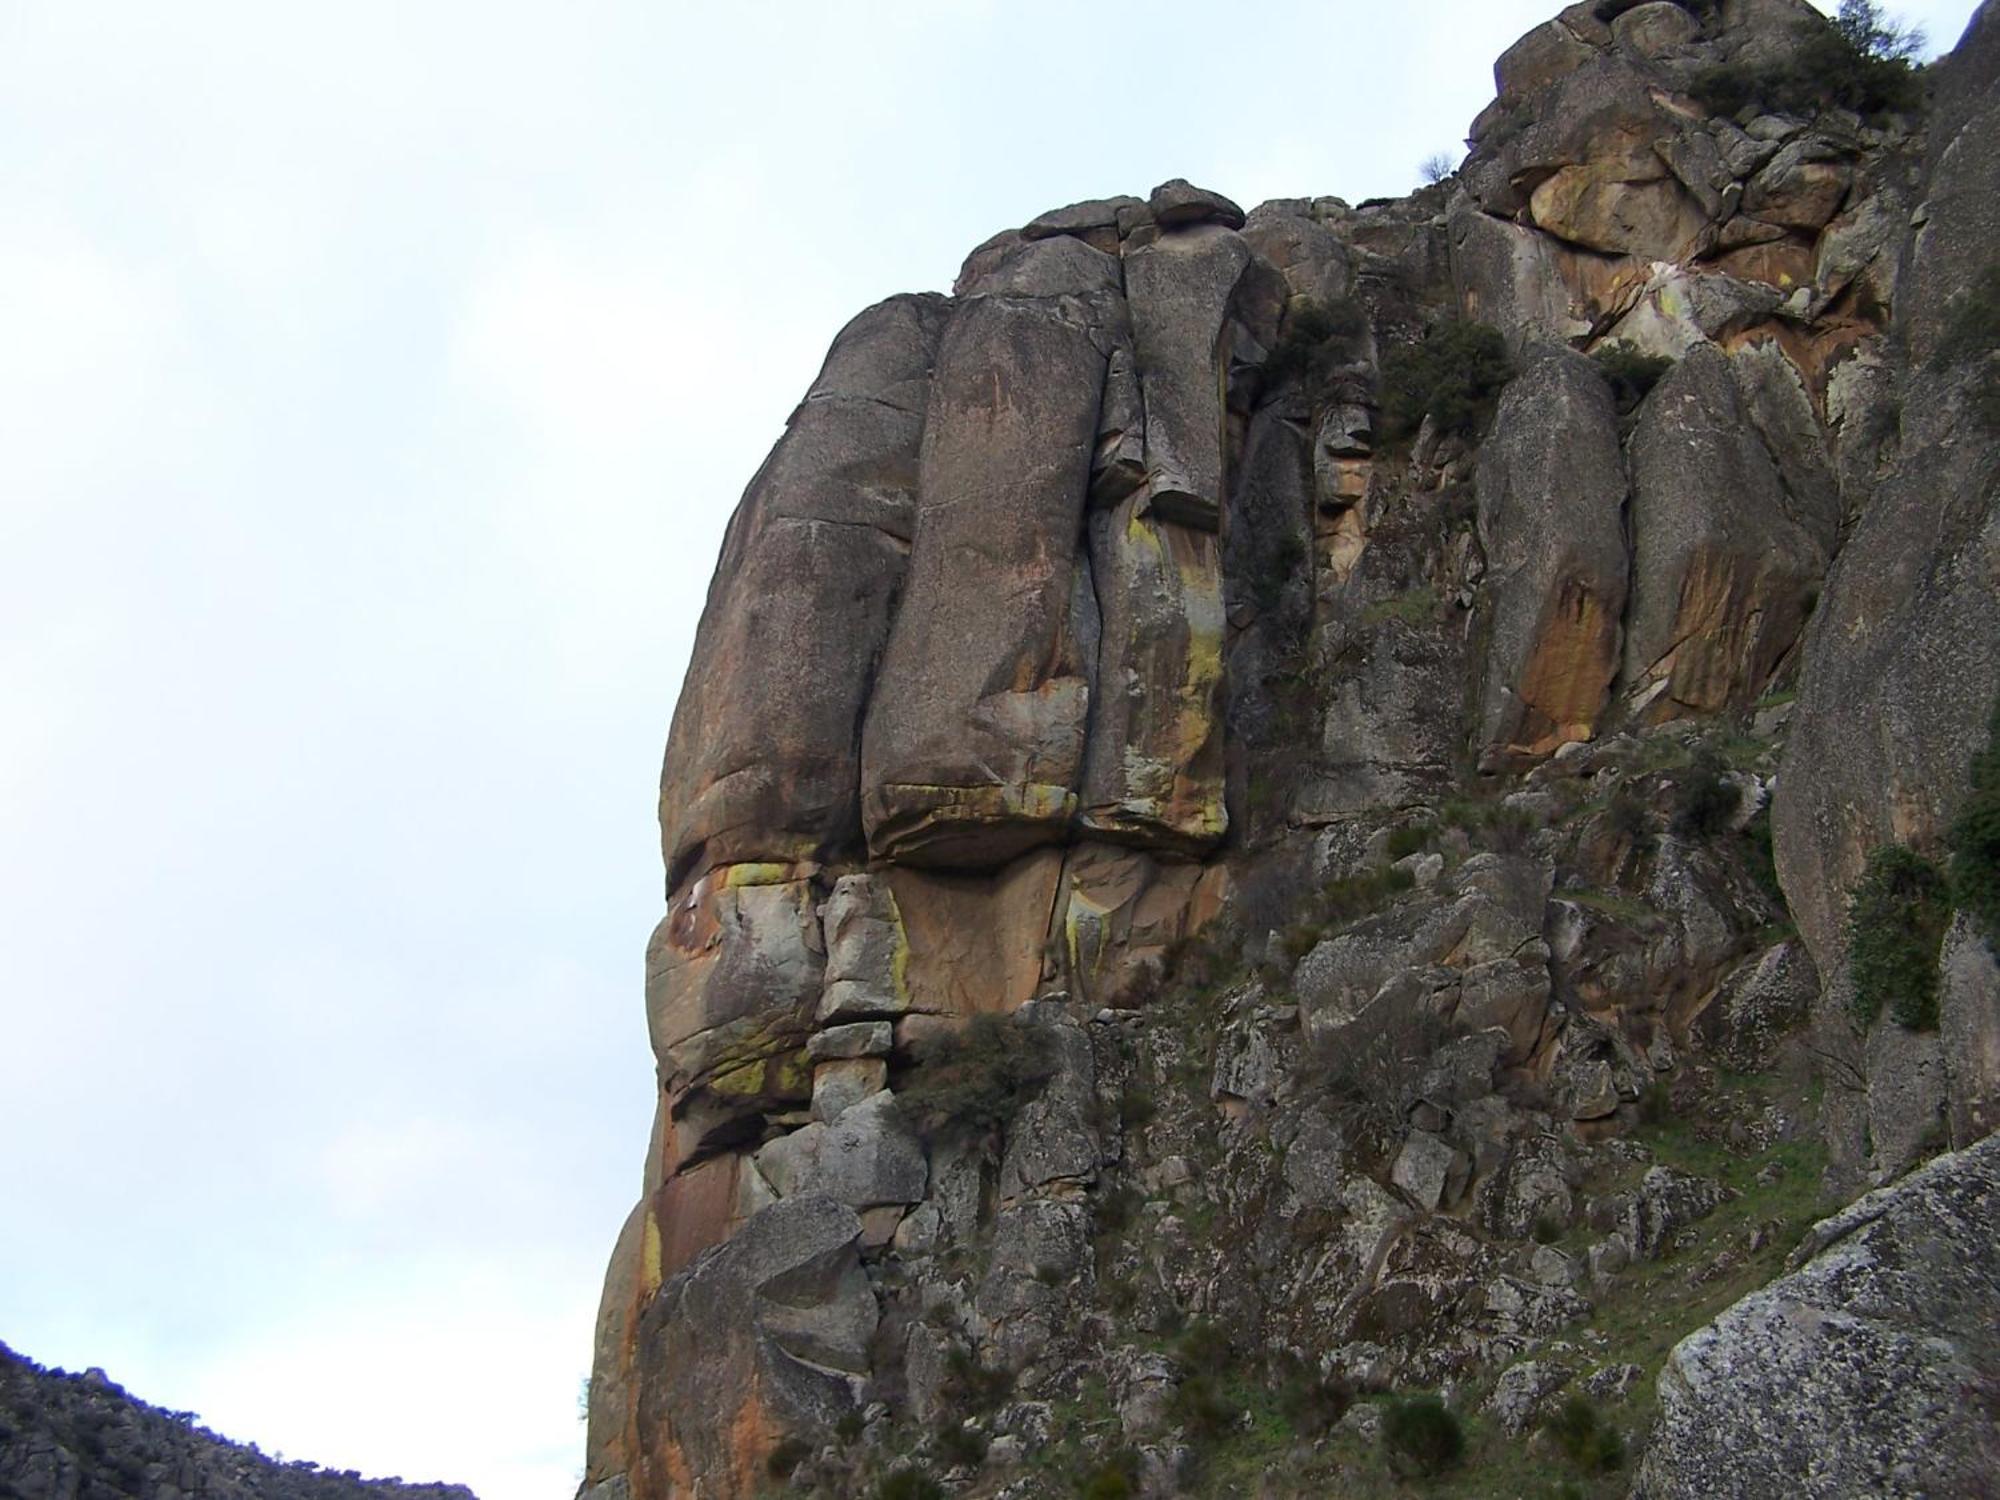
1639 1133 2000 1499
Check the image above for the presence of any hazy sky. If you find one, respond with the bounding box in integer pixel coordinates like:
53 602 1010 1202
0 2 1979 1497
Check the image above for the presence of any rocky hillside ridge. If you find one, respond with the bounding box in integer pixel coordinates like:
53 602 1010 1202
0 1342 477 1500
586 1 2000 1496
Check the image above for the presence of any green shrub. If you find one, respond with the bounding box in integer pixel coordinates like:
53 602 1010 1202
940 1348 1015 1413
1608 786 1655 849
1273 1354 1354 1436
1076 1452 1140 1500
934 1419 988 1468
1591 342 1673 413
875 1468 945 1500
897 1013 1058 1144
1381 1394 1466 1477
765 1436 813 1479
1168 1372 1234 1440
1314 1003 1465 1153
1263 297 1370 400
1379 319 1514 441
876 1472 944 1500
1847 845 1951 1029
1324 865 1416 922
1949 694 2000 946
1672 747 1741 839
1689 0 1924 118
1385 823 1435 860
1544 1395 1627 1472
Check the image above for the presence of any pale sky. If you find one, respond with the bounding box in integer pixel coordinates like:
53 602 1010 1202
0 3 1979 1497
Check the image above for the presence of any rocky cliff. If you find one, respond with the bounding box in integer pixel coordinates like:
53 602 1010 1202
586 2 2000 1496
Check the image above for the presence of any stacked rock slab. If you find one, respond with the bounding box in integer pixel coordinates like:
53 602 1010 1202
588 2 2000 1493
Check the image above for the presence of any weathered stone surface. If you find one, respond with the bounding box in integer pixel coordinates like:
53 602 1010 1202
1051 843 1225 1006
656 295 949 888
755 1091 927 1209
1485 1358 1573 1435
1775 2 2000 1005
1611 1 1696 57
817 873 908 1022
884 850 1065 1017
634 1195 876 1500
1078 493 1228 847
1449 205 1595 348
1495 18 1600 100
860 295 1105 868
1641 1134 2000 1500
1124 225 1269 530
1392 1130 1468 1211
805 1021 893 1062
1474 344 1629 762
810 1057 887 1122
1622 343 1826 719
645 870 820 1156
1697 939 1817 1073
1940 913 2000 1147
1022 194 1143 252
1147 178 1245 230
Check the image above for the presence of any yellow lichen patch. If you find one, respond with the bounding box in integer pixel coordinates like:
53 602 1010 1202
640 1210 663 1303
719 861 800 889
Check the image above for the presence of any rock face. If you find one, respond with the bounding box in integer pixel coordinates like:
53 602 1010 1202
1639 1133 2000 1499
587 2 2000 1495
0 1344 477 1500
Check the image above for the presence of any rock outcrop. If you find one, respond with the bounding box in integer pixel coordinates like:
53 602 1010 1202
1639 1133 2000 1499
586 2 2000 1495
0 1344 476 1500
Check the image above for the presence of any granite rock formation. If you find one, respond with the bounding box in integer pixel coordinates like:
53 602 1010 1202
586 2 2000 1494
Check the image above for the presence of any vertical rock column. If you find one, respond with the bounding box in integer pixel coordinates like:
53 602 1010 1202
1080 221 1274 848
1473 343 1629 763
861 295 1108 867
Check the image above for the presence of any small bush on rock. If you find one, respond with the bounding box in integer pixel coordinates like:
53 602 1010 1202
1847 845 1951 1030
1314 1003 1465 1154
1545 1394 1626 1472
1672 746 1740 839
1382 1393 1466 1477
897 1014 1058 1144
875 1468 945 1500
1379 319 1514 441
1076 1452 1140 1500
1591 342 1673 414
1263 297 1369 400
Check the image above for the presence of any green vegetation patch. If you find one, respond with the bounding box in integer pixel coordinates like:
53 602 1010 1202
1590 342 1673 415
1690 0 1925 119
1847 845 1951 1029
896 1013 1058 1143
1378 319 1514 441
1381 1394 1466 1478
